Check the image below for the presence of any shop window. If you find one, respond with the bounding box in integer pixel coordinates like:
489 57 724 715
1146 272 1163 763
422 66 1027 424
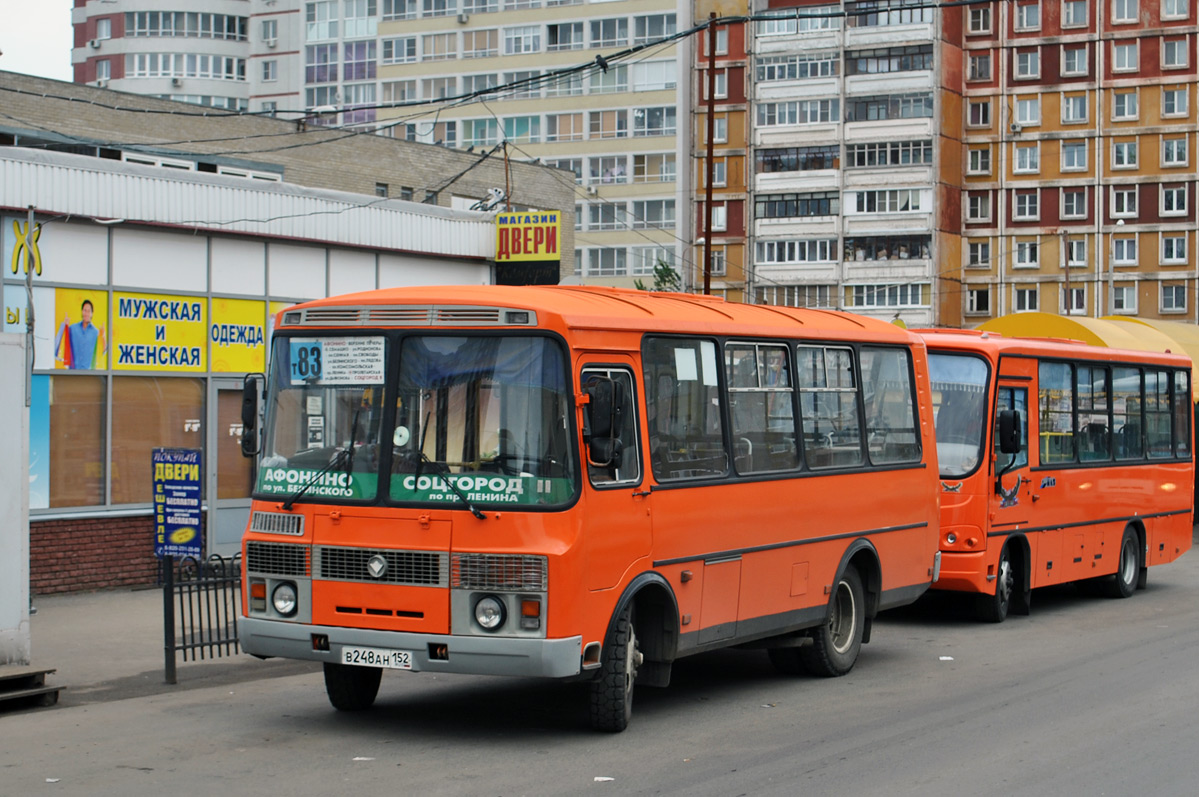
111 377 204 504
47 375 106 508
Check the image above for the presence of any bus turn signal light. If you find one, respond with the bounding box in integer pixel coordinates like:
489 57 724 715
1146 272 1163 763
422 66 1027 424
521 599 541 630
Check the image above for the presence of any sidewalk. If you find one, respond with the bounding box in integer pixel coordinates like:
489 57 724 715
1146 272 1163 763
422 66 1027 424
20 587 317 706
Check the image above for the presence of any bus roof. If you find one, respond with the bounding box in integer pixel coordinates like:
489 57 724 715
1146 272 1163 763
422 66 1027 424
281 285 920 344
915 328 1193 369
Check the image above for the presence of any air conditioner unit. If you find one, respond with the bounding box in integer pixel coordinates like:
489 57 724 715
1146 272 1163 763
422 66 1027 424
171 77 182 87
96 79 108 88
1010 122 1022 133
90 39 101 49
265 37 278 48
457 12 469 23
586 186 598 196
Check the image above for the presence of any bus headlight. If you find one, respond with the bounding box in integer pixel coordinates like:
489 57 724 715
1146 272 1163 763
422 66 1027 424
474 595 506 631
272 582 298 616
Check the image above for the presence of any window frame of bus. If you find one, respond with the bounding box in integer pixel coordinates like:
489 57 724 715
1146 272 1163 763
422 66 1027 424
581 366 643 488
1036 358 1192 469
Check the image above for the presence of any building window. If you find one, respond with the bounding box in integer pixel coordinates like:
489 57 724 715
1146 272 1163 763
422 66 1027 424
1162 185 1188 216
1062 93 1088 123
757 239 838 265
375 182 388 197
1112 141 1138 169
1112 0 1138 22
632 199 675 229
967 192 992 221
588 248 628 277
845 45 935 76
1113 42 1138 72
756 52 840 81
968 100 992 127
422 0 453 17
262 60 277 81
757 99 840 126
635 61 678 92
588 203 626 231
343 41 376 80
383 0 418 19
96 17 112 40
1014 143 1040 174
1063 0 1088 25
1015 49 1040 79
1015 240 1040 267
845 93 932 122
1112 187 1138 217
968 147 992 175
549 158 583 184
1112 285 1136 313
1016 97 1040 125
755 192 840 219
1067 238 1088 267
547 22 584 51
502 70 541 100
1162 284 1187 313
1113 90 1138 120
502 115 540 144
632 106 675 136
1016 1 1041 30
96 59 111 82
712 116 727 143
504 25 540 54
854 189 923 213
968 53 992 81
1163 87 1188 117
1163 0 1189 18
1063 188 1088 219
1163 234 1188 264
462 29 498 58
631 245 673 276
1062 286 1086 314
546 113 584 143
1113 236 1138 264
848 283 929 309
969 6 992 32
422 32 456 61
1163 39 1188 69
305 44 338 83
112 378 204 504
589 110 628 139
968 241 991 268
382 36 417 63
634 153 675 183
306 1 339 40
1163 137 1189 167
343 0 378 38
1062 46 1088 76
1062 140 1087 171
589 18 628 48
588 65 628 94
634 13 677 45
967 288 991 315
762 145 840 172
1015 287 1039 312
1014 191 1040 220
462 118 499 147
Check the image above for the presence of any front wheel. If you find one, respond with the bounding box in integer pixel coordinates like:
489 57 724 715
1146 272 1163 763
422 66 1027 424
1102 527 1141 599
323 662 382 711
799 566 865 677
589 605 641 732
977 543 1014 623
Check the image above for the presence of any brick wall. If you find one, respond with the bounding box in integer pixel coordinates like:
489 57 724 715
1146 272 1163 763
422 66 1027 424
29 516 207 594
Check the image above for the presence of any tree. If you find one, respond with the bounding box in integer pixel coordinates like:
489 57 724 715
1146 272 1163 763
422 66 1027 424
634 260 682 292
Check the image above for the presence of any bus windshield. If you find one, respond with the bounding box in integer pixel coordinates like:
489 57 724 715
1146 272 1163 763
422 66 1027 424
256 334 576 508
928 352 990 478
258 336 389 501
390 335 575 507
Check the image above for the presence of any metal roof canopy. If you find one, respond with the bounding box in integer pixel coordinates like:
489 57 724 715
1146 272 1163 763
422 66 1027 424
977 312 1199 401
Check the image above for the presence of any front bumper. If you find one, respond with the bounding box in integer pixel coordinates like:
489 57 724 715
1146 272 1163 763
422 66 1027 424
239 616 583 679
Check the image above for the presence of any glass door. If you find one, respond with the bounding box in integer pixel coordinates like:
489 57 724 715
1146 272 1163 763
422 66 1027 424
208 379 254 557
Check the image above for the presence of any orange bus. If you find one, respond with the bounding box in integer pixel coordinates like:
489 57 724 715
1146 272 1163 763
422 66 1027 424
239 285 941 731
919 329 1193 622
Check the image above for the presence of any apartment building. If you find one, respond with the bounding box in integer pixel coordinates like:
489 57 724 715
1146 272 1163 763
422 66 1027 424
960 0 1199 326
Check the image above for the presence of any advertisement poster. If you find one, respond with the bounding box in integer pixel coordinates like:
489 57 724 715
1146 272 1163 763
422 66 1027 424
51 287 109 370
113 290 207 372
210 297 266 373
3 283 56 370
28 375 49 510
153 447 203 559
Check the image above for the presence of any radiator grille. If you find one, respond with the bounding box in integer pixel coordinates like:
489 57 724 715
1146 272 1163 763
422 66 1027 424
451 554 547 591
246 541 310 576
316 547 448 586
249 511 304 536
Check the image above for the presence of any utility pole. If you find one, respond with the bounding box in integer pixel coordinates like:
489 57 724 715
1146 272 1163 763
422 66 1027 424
701 13 717 296
24 205 35 407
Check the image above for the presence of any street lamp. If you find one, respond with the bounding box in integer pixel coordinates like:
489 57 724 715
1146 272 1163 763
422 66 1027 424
1107 218 1125 315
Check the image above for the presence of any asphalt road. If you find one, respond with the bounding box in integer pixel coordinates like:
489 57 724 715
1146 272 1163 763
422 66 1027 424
5 541 1199 796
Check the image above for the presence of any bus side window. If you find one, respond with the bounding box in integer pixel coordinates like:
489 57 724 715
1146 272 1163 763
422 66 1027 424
1039 362 1074 463
861 346 921 465
995 387 1028 470
643 337 728 480
797 345 863 469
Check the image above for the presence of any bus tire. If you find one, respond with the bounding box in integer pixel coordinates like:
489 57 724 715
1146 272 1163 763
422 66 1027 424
589 605 640 732
799 566 865 677
323 662 382 711
1103 526 1141 599
977 543 1014 623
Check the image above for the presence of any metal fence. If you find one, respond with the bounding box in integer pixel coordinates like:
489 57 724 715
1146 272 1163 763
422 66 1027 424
162 554 241 684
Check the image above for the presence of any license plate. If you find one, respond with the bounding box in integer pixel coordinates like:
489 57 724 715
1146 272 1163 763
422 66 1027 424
340 646 412 669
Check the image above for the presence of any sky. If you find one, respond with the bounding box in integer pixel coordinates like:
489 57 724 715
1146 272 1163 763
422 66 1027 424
0 0 75 81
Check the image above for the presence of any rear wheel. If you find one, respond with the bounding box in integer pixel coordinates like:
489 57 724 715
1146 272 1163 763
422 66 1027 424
798 566 865 677
323 662 382 711
977 543 1014 623
589 605 641 732
1102 526 1140 599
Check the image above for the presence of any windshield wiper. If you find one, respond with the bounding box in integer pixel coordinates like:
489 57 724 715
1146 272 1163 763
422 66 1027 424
419 453 487 520
282 447 349 511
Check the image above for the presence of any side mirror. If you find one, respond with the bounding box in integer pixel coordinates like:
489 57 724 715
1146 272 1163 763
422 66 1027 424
241 373 264 457
997 409 1021 455
583 376 625 467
